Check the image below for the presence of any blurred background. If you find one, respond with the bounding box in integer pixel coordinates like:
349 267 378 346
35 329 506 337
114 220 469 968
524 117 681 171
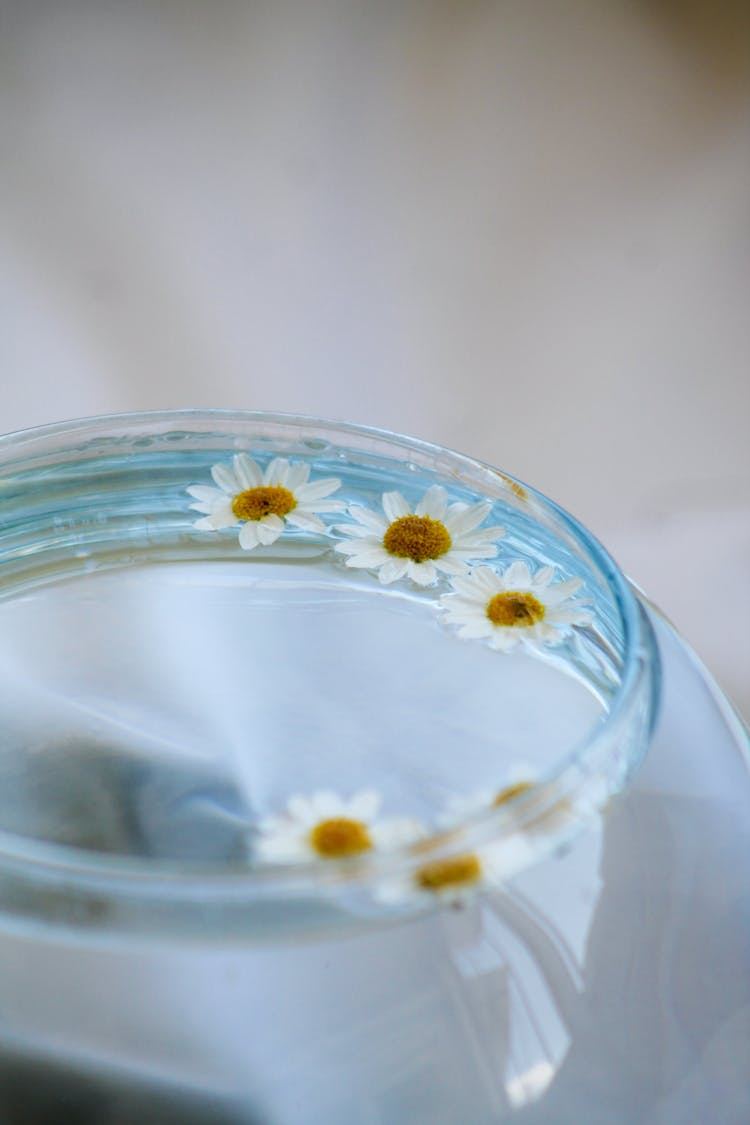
1 0 748 715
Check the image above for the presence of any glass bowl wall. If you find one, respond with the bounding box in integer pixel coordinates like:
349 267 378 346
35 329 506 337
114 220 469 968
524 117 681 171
0 410 659 943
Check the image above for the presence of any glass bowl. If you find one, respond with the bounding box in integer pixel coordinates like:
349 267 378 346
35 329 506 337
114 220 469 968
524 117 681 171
0 409 659 943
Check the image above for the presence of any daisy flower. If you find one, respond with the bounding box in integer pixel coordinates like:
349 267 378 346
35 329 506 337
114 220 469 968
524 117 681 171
376 837 535 907
187 454 345 550
443 761 576 837
439 561 593 652
254 789 426 864
442 761 541 825
334 485 505 587
374 764 543 907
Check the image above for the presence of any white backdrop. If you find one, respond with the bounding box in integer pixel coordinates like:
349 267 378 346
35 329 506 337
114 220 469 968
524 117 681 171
1 0 748 714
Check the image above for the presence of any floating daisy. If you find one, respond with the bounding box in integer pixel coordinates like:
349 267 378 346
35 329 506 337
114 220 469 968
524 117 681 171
377 837 534 907
334 485 505 587
254 789 426 864
440 562 592 651
443 761 541 825
443 761 577 837
376 765 543 906
187 454 345 550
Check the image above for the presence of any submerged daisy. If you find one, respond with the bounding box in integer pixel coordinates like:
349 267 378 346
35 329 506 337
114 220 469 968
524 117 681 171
440 562 592 651
376 765 541 906
334 485 505 587
377 837 534 907
443 761 542 825
187 454 345 550
254 789 426 864
443 761 577 839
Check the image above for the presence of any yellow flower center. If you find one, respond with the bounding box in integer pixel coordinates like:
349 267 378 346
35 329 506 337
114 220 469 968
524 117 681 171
309 817 372 858
493 780 534 807
231 485 297 522
486 591 545 628
415 853 482 892
382 515 452 563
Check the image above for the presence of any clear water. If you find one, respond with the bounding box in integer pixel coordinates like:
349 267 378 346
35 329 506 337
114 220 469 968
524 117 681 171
0 443 621 863
0 559 604 861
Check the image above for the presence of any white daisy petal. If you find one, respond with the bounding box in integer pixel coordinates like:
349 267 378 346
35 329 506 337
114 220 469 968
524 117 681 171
233 454 263 489
193 516 220 531
263 457 290 487
295 477 343 502
532 566 555 588
382 491 411 522
442 576 480 600
340 545 392 568
407 561 437 586
433 556 470 576
238 522 261 550
285 510 326 532
442 593 485 617
415 485 448 520
256 515 285 545
478 524 507 542
443 501 492 537
333 522 376 540
346 506 390 532
211 463 240 493
187 484 224 504
543 577 585 604
378 558 410 584
455 527 505 548
339 552 385 570
503 560 532 587
199 502 238 530
284 461 311 491
467 567 502 596
334 539 377 557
